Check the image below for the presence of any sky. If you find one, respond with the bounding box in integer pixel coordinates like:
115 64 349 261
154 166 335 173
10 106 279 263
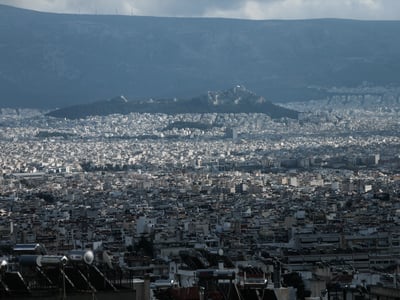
0 0 400 20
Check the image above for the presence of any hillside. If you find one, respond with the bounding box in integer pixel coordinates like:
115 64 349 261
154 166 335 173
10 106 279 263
1 5 400 108
47 86 299 119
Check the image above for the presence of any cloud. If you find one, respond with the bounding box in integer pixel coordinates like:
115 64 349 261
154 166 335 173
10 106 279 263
0 0 399 20
207 0 400 20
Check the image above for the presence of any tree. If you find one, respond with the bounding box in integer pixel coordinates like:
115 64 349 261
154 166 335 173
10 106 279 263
282 272 311 300
135 235 154 257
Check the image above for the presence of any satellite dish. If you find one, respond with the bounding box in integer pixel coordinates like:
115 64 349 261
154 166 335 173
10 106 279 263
218 249 224 256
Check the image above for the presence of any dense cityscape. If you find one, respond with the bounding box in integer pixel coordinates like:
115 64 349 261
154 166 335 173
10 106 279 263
0 92 399 299
2 0 400 299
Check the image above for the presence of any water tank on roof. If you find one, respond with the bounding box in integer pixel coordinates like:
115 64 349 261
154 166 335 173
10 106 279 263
40 255 68 266
68 250 94 265
19 255 42 267
13 243 46 254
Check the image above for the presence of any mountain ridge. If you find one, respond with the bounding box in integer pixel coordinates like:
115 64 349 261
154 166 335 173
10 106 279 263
46 86 299 119
1 5 400 108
